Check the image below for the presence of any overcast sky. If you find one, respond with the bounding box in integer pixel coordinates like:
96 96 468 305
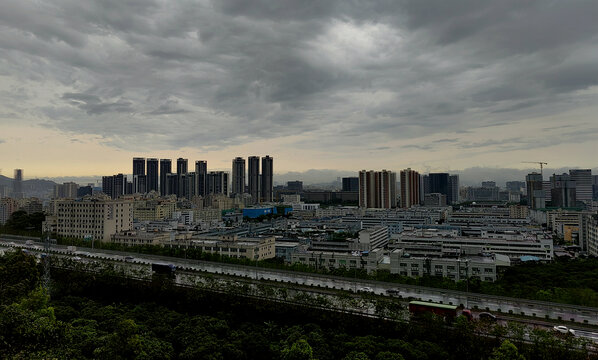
1 0 597 178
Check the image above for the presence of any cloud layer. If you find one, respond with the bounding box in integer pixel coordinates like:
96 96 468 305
1 0 597 172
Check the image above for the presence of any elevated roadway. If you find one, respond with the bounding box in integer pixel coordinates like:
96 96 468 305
2 236 598 335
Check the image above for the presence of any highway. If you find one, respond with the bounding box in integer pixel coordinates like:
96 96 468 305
1 235 598 343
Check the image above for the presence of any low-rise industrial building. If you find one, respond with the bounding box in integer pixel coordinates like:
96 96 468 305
291 248 383 273
391 233 553 261
389 249 506 282
187 235 276 260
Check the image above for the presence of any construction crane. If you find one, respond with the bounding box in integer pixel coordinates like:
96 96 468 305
522 161 548 176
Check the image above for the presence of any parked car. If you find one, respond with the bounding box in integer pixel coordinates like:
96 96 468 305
358 287 374 293
478 312 497 322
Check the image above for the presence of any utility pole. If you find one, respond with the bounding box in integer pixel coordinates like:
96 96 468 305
42 224 51 295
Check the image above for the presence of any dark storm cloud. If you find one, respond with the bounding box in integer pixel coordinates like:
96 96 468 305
1 0 597 151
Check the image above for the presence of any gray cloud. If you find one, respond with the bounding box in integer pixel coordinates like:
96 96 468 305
62 92 134 115
1 0 597 153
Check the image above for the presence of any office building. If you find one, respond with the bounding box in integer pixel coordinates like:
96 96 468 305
133 175 147 194
13 169 23 199
159 159 172 196
593 175 598 201
481 181 496 188
176 158 188 175
147 158 159 193
165 173 178 196
569 169 592 204
53 182 79 199
231 157 246 195
287 181 303 192
400 168 420 208
186 172 197 199
133 157 145 177
526 172 544 209
550 173 577 208
176 158 188 198
102 174 127 199
542 181 552 204
342 177 359 192
465 186 499 202
506 181 526 193
195 160 208 197
248 156 260 203
422 175 430 195
448 175 459 204
261 156 273 202
429 173 449 198
77 185 93 198
208 171 229 196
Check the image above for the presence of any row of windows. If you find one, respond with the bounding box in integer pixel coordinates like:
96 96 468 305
398 263 494 273
398 271 494 282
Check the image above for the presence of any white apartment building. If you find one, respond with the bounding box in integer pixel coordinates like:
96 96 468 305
49 196 133 242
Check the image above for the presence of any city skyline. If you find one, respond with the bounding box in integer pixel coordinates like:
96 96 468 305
1 1 598 176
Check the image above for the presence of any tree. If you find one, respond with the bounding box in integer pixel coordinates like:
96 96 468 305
343 351 370 360
282 339 314 360
0 250 40 305
490 340 525 360
375 351 404 360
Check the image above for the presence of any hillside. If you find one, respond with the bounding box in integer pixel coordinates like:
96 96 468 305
0 174 56 198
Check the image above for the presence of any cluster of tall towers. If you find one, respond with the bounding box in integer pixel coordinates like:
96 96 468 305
231 156 274 203
102 156 273 204
357 168 460 209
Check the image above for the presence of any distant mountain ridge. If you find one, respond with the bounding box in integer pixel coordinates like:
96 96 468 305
0 174 56 199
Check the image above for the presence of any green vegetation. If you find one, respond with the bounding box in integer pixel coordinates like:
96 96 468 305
0 210 45 237
48 235 598 307
0 250 594 359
